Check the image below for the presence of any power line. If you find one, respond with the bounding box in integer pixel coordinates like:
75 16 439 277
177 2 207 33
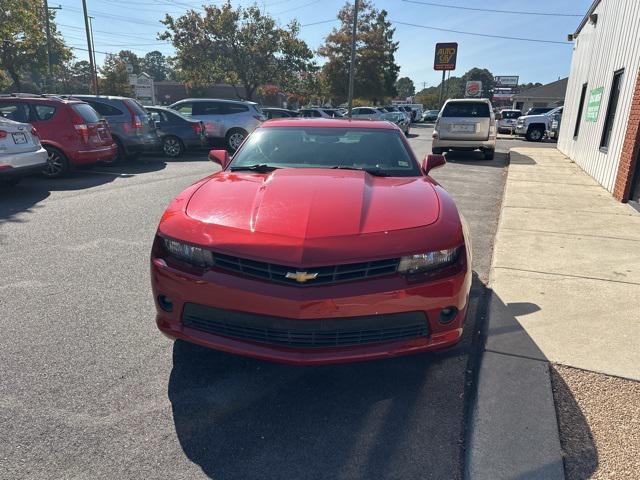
274 0 322 15
389 19 573 45
401 0 582 17
301 18 338 27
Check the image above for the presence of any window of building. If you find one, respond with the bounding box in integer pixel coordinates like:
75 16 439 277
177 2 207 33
573 83 588 139
600 70 624 151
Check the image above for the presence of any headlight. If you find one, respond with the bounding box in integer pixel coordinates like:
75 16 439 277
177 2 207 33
163 237 214 267
398 247 461 275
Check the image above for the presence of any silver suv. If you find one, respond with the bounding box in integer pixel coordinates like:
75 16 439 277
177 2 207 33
432 98 496 160
169 98 265 151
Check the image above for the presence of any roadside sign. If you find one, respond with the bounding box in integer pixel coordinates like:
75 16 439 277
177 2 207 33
586 86 604 122
434 43 458 71
495 76 519 86
465 81 482 97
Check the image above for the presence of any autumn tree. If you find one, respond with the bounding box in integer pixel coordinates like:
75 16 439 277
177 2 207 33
160 2 315 101
318 0 399 104
99 55 132 96
395 77 415 99
0 0 71 91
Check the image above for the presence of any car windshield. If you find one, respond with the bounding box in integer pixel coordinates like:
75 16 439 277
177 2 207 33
545 107 562 116
381 112 404 122
230 127 419 177
501 111 521 119
442 102 490 118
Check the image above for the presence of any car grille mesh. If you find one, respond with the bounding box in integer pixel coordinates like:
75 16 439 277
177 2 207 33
211 252 400 286
182 304 429 348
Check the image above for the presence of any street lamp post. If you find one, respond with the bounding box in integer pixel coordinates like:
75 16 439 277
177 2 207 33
346 0 359 118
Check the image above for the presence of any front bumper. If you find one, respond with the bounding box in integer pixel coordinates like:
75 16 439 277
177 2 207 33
151 257 471 365
514 125 527 135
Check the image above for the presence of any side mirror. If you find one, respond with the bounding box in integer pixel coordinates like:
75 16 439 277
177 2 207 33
209 149 230 169
422 154 446 175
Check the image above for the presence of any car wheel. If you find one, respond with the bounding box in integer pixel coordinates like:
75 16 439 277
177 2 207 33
432 147 443 154
42 146 69 178
226 128 247 152
162 136 184 158
483 149 495 160
106 138 126 165
525 126 544 142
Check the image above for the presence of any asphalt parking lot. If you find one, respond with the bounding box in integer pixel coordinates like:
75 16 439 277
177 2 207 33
0 125 554 479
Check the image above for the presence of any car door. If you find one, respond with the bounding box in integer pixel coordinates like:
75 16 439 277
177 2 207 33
438 101 492 141
192 101 225 138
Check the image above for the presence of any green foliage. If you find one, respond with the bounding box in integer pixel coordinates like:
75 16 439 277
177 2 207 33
0 0 72 92
395 76 415 99
460 68 495 97
116 50 141 74
160 2 315 100
140 51 171 82
59 60 93 93
318 0 399 104
99 55 133 96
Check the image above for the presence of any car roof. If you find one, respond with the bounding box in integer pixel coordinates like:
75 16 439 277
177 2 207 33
445 98 491 103
0 95 81 105
260 118 398 130
173 98 258 106
70 94 130 101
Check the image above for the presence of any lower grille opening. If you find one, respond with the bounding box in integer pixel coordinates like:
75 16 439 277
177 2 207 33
182 303 429 348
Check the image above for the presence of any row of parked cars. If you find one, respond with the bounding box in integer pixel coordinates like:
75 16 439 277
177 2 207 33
496 106 564 141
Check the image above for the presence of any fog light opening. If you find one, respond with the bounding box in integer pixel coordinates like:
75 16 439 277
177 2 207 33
439 306 458 324
158 295 173 312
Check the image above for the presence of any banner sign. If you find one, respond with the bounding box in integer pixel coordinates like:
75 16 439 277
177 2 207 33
465 81 482 97
586 86 604 122
495 75 519 86
434 43 458 71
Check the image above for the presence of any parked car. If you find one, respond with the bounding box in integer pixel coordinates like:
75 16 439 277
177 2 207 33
169 98 265 151
432 98 496 160
396 105 416 122
351 107 385 120
0 94 117 177
262 107 298 119
146 106 206 158
514 106 563 142
496 109 522 133
408 104 424 122
524 106 555 116
422 110 440 122
380 111 410 135
151 117 471 364
0 117 48 186
298 107 343 118
69 95 159 162
546 110 563 141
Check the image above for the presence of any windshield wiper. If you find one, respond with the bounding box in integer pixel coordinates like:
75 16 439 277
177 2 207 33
331 166 391 177
230 164 279 173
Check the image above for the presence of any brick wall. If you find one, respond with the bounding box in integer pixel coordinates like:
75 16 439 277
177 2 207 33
614 68 640 201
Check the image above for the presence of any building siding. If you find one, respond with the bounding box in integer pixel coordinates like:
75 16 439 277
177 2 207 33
558 0 640 193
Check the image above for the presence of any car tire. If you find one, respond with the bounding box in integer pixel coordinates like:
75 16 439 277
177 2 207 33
42 146 69 178
162 136 184 158
525 126 544 142
226 128 247 152
432 147 443 154
107 138 126 165
483 149 495 160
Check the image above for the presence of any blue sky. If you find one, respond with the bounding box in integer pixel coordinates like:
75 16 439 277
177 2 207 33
55 0 594 88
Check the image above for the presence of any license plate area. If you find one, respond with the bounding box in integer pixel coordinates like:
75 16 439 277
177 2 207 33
12 132 27 144
451 124 475 133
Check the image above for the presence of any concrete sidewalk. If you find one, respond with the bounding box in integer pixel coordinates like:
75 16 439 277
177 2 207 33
467 147 640 479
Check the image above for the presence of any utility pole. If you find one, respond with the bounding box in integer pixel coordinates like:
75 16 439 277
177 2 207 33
88 16 99 95
438 70 445 107
346 0 359 118
43 1 61 93
81 0 97 94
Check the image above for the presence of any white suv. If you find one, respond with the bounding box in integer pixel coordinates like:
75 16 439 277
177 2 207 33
0 117 47 186
432 98 497 159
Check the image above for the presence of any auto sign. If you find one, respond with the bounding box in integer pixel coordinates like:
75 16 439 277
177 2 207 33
434 43 458 71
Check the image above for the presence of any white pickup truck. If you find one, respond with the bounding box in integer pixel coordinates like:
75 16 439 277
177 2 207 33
514 106 563 142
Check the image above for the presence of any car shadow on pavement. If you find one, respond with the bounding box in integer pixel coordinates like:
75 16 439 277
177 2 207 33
444 151 508 167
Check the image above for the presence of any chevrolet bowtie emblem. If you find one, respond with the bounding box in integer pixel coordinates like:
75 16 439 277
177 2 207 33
285 271 319 283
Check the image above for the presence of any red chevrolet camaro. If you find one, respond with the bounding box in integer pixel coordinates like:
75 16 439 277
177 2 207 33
150 118 472 365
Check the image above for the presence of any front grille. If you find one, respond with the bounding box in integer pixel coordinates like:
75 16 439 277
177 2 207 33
211 252 400 287
182 303 429 348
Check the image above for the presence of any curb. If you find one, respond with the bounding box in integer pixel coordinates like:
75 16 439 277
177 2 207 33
465 148 565 479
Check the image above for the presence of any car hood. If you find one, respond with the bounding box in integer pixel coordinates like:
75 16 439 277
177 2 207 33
185 168 440 239
520 114 549 122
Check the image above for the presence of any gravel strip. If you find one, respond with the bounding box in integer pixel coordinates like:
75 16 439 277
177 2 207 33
550 365 640 479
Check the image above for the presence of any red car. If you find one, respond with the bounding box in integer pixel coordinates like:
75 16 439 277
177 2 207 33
151 118 472 365
0 95 117 177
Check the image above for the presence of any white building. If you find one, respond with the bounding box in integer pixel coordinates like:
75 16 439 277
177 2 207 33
558 0 640 204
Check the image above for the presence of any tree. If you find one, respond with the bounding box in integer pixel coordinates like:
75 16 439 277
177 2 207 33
140 51 171 81
460 68 495 98
99 55 132 96
160 2 315 100
318 1 399 104
0 0 71 91
395 77 415 99
116 50 141 74
59 60 93 93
